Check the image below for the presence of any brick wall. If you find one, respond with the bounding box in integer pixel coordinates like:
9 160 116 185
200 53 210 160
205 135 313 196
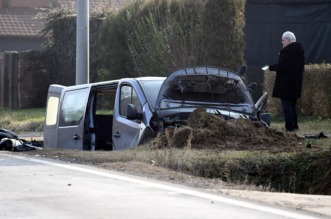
18 52 51 108
1 47 98 109
0 51 51 109
0 52 19 108
0 53 4 106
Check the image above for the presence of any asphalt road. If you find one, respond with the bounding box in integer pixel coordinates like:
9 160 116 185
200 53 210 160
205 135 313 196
0 152 323 219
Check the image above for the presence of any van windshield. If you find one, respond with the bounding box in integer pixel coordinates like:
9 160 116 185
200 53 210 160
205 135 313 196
139 80 165 110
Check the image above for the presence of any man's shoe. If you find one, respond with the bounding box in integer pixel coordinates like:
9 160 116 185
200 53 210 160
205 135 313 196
286 126 299 132
286 128 298 132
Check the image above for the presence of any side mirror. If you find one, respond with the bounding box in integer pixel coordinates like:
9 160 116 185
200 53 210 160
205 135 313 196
237 65 247 76
126 104 142 120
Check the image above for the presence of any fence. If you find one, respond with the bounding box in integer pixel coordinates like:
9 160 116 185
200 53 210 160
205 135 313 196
0 51 50 109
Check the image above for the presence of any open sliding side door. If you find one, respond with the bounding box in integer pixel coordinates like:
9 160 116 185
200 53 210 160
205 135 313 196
56 87 91 150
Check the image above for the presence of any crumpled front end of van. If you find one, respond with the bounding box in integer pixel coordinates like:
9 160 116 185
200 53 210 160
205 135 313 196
151 66 258 132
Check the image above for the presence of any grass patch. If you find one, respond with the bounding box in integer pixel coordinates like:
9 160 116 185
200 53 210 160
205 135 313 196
271 116 331 132
0 108 45 133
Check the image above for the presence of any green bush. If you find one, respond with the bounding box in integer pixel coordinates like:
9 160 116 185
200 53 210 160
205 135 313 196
145 146 331 195
33 0 247 83
98 0 246 79
237 151 331 194
98 2 138 80
99 0 204 79
127 0 204 77
300 63 331 117
264 63 331 118
185 151 331 194
201 0 246 70
38 7 105 85
27 1 247 86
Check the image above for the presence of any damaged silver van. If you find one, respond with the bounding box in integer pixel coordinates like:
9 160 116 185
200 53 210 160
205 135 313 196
43 66 269 151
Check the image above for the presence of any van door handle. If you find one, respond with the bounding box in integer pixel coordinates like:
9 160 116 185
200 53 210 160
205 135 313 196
73 134 80 140
113 132 121 138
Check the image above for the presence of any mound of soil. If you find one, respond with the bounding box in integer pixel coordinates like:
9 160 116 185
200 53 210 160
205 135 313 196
153 107 301 152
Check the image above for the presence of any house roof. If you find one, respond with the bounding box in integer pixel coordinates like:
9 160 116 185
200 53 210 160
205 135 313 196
56 0 130 12
0 0 127 37
56 0 112 10
0 8 45 37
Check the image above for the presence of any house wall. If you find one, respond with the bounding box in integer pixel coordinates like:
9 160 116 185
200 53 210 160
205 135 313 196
0 37 45 52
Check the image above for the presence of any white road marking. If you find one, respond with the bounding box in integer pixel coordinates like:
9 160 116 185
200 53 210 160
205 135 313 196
1 153 320 219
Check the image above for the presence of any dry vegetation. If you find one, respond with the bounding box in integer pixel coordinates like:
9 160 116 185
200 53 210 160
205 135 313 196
18 108 331 195
0 108 44 133
153 107 299 152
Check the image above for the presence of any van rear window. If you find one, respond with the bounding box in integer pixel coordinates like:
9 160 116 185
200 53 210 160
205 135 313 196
45 96 59 126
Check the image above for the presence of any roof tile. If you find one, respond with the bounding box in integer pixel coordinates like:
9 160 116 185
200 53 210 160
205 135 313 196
0 9 45 37
0 0 129 37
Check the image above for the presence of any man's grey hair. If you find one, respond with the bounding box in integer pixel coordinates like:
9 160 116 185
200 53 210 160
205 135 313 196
282 31 296 42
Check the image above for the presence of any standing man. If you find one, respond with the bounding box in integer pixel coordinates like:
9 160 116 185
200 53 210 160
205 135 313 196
264 31 305 132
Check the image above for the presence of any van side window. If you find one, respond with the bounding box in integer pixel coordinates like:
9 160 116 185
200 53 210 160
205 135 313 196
120 85 142 117
59 88 89 126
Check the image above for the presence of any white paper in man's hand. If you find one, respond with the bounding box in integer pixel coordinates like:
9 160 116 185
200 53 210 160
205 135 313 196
262 65 269 71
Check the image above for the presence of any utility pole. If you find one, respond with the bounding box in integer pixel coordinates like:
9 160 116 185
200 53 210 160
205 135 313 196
76 0 89 85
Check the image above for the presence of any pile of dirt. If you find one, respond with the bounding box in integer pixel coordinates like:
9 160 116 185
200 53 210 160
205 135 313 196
153 107 301 152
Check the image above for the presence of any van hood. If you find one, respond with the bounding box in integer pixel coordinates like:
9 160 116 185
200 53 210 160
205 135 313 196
155 66 256 118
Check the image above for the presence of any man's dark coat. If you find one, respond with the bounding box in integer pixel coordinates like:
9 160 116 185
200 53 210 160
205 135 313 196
269 42 305 99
